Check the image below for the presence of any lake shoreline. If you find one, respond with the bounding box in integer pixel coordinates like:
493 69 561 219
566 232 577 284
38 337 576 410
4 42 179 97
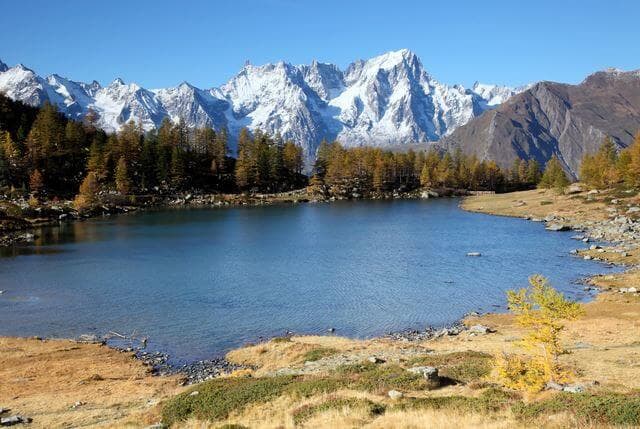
3 187 640 427
1 187 478 248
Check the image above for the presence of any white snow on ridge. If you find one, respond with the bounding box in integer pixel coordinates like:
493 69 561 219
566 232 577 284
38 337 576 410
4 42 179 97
0 51 528 158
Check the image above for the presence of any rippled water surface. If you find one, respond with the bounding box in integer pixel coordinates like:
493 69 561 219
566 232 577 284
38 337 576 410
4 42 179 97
0 199 611 361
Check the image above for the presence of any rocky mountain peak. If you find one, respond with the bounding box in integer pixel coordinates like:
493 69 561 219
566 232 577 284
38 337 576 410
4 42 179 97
0 51 527 159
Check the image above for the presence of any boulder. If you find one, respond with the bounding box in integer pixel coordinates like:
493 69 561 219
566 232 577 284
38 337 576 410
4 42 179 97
546 381 564 391
469 324 495 334
407 366 439 381
563 384 585 393
567 184 583 194
76 334 104 344
1 415 32 426
388 390 404 400
546 223 570 231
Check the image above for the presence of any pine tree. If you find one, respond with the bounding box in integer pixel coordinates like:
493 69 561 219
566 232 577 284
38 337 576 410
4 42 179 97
539 155 570 193
526 159 541 184
87 138 104 178
235 128 253 190
115 157 131 195
170 146 185 190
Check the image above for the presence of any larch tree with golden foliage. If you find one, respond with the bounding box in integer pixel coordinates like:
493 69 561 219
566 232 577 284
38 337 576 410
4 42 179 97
496 275 584 392
74 172 100 211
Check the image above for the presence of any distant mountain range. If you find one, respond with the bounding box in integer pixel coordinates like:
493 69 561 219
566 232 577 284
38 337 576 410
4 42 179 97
0 49 525 160
439 68 640 178
1 50 639 176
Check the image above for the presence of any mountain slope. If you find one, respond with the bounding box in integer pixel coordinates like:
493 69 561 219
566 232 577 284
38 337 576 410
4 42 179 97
0 50 524 159
439 69 640 178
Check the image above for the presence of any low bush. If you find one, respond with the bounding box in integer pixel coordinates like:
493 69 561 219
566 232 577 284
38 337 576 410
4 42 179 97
407 351 493 384
512 392 640 426
301 347 338 362
292 397 385 425
394 387 519 414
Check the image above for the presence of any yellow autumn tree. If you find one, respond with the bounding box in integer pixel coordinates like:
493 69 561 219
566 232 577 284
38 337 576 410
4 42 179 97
496 275 584 392
74 172 100 211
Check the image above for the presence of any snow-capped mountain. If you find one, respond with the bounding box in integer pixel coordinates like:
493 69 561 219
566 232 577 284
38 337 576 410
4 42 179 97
0 49 527 158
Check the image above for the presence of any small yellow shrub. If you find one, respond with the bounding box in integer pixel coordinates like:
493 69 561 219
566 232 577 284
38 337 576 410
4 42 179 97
496 275 584 392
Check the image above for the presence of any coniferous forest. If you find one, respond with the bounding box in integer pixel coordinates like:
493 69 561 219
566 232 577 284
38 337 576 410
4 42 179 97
0 94 541 211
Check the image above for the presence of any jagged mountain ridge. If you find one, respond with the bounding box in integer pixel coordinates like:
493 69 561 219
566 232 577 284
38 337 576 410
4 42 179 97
438 68 640 178
0 50 523 159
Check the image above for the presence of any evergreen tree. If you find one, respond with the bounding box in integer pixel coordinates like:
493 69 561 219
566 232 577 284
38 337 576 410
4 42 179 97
539 155 570 193
235 128 253 190
170 146 186 190
115 156 131 195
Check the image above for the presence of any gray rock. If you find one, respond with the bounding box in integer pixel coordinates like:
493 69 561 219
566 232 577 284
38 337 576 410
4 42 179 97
567 184 583 194
388 389 404 400
76 334 104 344
1 415 32 426
546 381 564 391
627 207 640 214
407 366 439 381
563 384 586 393
469 324 495 334
546 223 571 232
367 356 385 364
189 391 199 396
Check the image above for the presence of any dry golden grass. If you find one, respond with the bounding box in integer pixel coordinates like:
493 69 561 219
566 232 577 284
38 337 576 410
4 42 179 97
461 188 611 222
0 337 182 428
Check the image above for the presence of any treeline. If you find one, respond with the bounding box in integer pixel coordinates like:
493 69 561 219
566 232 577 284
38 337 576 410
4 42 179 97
0 93 545 208
580 134 640 189
0 95 305 204
308 141 540 196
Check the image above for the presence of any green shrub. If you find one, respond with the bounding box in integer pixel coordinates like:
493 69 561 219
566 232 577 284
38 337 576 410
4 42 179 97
512 392 640 426
292 397 385 424
301 347 338 362
407 351 493 384
271 336 292 343
287 377 348 398
350 364 429 393
162 376 297 425
395 387 519 414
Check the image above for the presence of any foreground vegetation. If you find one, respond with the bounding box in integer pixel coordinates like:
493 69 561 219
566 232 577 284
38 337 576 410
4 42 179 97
157 274 640 428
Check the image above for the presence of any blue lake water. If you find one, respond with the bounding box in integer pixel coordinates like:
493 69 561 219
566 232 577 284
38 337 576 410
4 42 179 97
0 199 613 362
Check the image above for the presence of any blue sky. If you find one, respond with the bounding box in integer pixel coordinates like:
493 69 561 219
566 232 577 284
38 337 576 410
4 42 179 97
1 0 638 89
